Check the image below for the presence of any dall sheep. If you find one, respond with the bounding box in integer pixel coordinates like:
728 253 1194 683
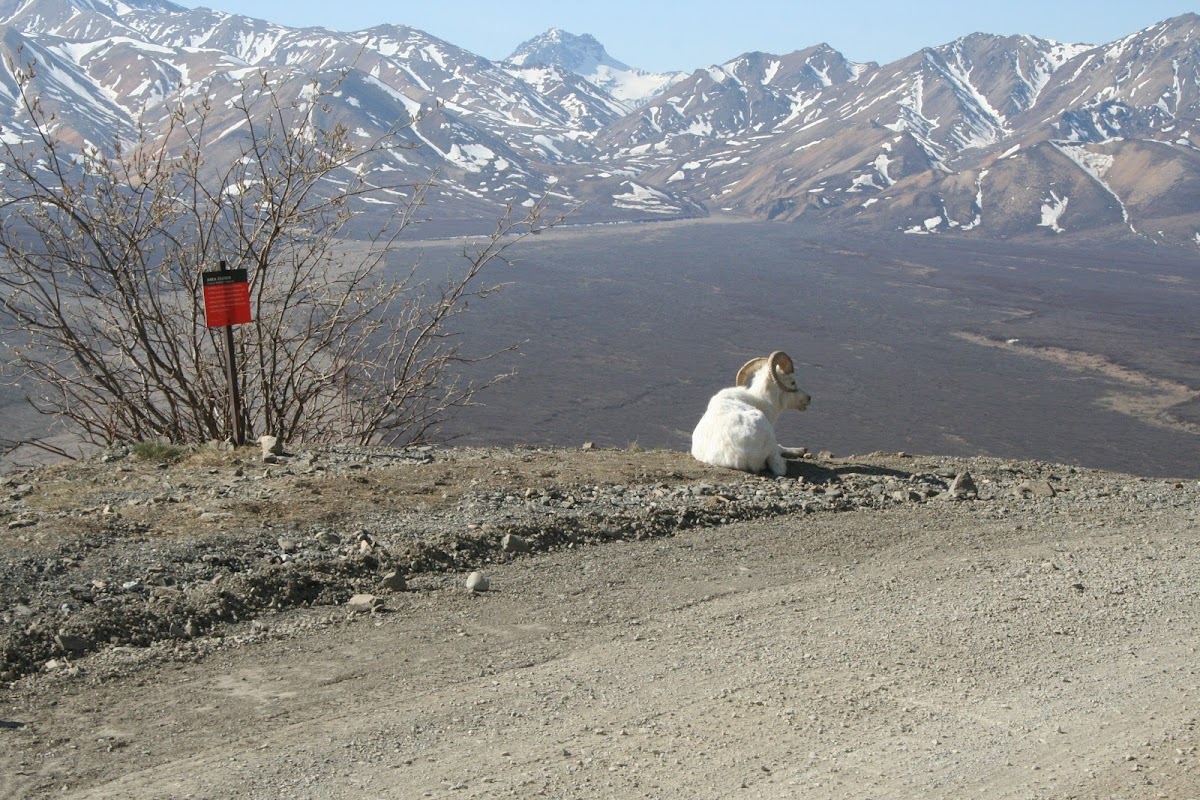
690 351 810 476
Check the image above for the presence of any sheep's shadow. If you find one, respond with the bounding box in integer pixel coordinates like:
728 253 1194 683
0 720 26 729
783 458 915 484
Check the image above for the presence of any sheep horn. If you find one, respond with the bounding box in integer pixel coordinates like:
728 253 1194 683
767 351 796 390
736 357 768 387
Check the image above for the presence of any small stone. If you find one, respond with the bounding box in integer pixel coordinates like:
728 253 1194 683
501 533 531 553
581 441 595 450
315 531 341 545
277 538 297 554
946 471 978 499
1016 479 1057 498
381 571 407 592
346 593 383 613
465 572 490 593
8 518 37 529
54 633 90 654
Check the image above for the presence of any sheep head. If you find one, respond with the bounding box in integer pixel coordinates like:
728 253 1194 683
736 351 810 412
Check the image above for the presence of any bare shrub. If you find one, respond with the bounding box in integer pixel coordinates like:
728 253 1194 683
0 58 559 455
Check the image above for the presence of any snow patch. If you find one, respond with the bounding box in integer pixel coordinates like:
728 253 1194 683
1039 191 1068 233
612 182 678 214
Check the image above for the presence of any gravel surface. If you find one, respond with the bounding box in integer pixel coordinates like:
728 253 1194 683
1 444 1197 798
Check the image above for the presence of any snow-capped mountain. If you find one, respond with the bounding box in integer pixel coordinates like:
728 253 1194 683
506 27 684 107
595 16 1200 244
0 1 1197 244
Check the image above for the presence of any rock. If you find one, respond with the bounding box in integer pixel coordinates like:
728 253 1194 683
381 571 407 592
465 571 490 593
1016 480 1057 498
259 435 283 457
346 593 383 613
315 531 341 545
946 471 978 500
277 538 297 554
581 442 596 450
54 633 90 654
501 533 531 553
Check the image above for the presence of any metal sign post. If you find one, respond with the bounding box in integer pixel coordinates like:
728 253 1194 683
201 260 252 446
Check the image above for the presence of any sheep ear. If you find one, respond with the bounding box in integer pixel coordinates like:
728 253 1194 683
736 357 768 387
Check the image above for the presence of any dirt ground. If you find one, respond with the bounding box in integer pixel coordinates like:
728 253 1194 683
1 445 1198 798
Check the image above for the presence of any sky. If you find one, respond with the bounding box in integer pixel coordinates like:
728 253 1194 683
183 1 1198 73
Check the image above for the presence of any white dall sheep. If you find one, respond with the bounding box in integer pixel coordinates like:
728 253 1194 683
691 351 810 476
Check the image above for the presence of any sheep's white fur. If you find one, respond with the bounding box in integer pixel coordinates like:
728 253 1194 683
691 352 810 476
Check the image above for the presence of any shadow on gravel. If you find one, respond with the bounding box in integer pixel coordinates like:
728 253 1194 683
785 459 914 483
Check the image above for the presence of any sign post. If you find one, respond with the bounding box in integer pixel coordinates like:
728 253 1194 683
202 261 252 446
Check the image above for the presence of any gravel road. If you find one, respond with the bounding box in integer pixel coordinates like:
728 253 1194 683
1 446 1197 798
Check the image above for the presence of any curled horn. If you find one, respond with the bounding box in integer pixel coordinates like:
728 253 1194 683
767 351 795 389
736 357 768 387
736 352 795 388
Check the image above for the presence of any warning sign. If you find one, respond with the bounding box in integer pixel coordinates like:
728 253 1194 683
202 268 252 328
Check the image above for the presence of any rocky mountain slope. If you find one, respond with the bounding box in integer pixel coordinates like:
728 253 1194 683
0 1 1197 242
1 441 1195 684
1 443 1197 798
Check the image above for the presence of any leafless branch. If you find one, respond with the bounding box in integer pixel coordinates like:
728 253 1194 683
0 58 565 451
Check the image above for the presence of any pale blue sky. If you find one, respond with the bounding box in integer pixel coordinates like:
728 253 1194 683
185 1 1198 72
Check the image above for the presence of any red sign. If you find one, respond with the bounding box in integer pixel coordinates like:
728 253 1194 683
202 268 252 328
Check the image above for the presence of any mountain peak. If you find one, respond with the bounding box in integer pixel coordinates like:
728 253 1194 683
506 27 683 106
508 27 626 73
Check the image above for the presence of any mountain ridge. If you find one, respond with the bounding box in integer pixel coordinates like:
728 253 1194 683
0 2 1197 245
